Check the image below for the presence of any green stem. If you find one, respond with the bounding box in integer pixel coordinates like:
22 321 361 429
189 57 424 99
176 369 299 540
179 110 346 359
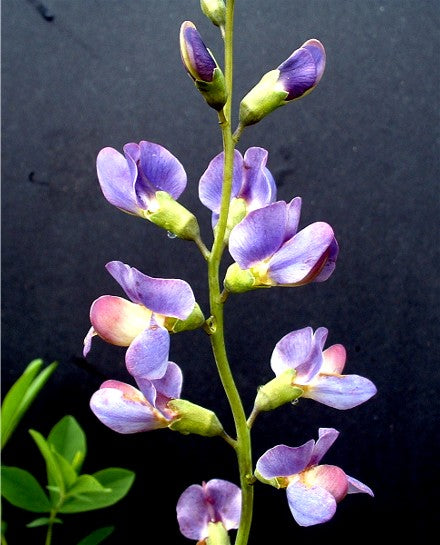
207 2 253 544
44 510 57 545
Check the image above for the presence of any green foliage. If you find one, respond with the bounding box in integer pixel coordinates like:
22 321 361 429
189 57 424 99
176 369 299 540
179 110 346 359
76 526 114 545
1 359 58 449
1 467 51 512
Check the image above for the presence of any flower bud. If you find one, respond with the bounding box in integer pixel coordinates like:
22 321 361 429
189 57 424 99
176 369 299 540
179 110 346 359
180 21 227 110
223 263 256 293
147 190 200 240
164 303 205 333
167 399 224 437
200 0 226 29
253 369 303 413
213 197 247 245
239 39 326 127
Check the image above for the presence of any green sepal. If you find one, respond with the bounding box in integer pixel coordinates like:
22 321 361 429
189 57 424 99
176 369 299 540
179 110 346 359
254 468 287 489
239 69 288 127
167 399 224 437
147 191 200 240
253 369 303 412
206 521 230 545
224 262 256 293
195 66 228 111
164 303 205 333
214 197 247 245
1 466 51 512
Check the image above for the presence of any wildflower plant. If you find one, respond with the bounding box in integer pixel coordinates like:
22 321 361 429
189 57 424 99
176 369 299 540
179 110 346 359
84 1 377 543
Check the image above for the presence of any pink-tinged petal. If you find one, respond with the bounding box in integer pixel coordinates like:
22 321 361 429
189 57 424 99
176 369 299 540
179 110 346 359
256 441 314 479
304 374 377 409
229 201 287 269
347 475 374 497
286 480 336 526
204 479 242 530
310 428 339 465
150 362 183 412
176 484 210 540
322 344 346 374
240 147 276 210
271 327 314 376
313 237 339 282
295 327 328 382
90 382 168 434
106 261 195 319
303 464 348 502
83 326 96 357
199 150 244 213
125 326 170 381
284 197 302 241
268 222 335 285
138 141 187 200
96 147 140 214
90 295 152 347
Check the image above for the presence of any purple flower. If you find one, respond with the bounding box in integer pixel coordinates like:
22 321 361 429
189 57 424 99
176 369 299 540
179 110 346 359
96 140 187 217
83 261 196 357
199 147 276 228
177 479 241 541
90 338 183 434
271 327 377 409
277 39 326 101
256 428 374 527
225 199 339 291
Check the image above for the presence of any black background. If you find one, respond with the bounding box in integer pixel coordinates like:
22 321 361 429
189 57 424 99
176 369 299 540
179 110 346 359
2 1 439 543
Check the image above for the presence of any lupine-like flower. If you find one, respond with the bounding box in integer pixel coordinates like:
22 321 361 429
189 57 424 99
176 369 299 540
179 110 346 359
255 428 374 527
239 39 326 127
255 326 377 411
97 140 199 239
177 479 241 542
224 199 338 292
83 261 201 357
199 147 276 232
180 21 227 110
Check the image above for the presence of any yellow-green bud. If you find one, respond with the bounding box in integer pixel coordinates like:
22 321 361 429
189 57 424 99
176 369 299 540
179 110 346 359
206 521 230 545
224 262 256 293
147 191 200 240
200 0 226 29
214 197 247 245
253 369 303 413
164 303 205 333
167 399 224 437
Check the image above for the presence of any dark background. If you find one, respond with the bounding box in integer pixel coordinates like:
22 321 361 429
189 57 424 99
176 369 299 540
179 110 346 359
2 0 439 543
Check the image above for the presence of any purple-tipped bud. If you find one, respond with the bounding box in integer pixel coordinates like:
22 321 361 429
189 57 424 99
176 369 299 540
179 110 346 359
239 39 326 127
180 21 227 110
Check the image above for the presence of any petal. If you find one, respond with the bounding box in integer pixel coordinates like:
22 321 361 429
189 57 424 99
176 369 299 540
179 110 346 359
268 222 335 285
176 484 210 540
229 201 287 269
90 295 152 347
96 147 139 214
138 141 187 200
125 326 170 381
199 150 244 213
180 22 216 82
310 428 339 465
301 39 326 85
286 481 337 526
83 326 96 357
304 374 377 409
284 197 302 241
347 475 374 497
270 327 315 376
256 441 314 479
303 464 348 502
321 344 346 374
240 147 277 210
90 381 168 434
106 261 195 319
151 361 183 411
313 237 339 282
277 47 318 101
204 479 242 530
294 327 328 383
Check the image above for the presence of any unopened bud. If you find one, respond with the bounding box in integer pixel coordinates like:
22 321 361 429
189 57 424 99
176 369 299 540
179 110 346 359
147 191 200 240
168 399 224 437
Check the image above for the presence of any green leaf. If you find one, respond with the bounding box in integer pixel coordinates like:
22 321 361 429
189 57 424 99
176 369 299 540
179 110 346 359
1 466 51 512
52 450 77 489
48 415 86 472
1 359 58 449
76 526 114 545
59 469 135 514
29 430 65 502
26 517 63 528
